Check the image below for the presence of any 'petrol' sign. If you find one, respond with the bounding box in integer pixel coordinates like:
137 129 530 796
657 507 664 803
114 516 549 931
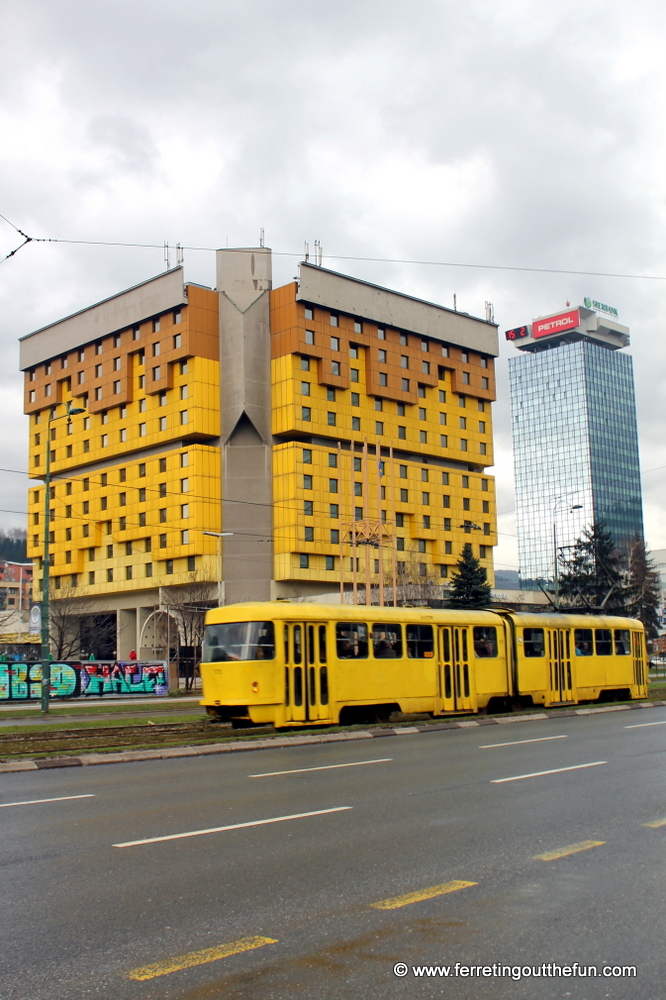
532 309 580 339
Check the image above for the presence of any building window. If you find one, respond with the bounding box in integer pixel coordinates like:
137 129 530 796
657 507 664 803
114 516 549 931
119 516 127 530
301 406 311 421
330 336 340 351
330 528 340 544
422 492 430 505
400 489 408 503
458 395 466 407
180 453 188 467
125 566 133 581
181 504 189 518
463 497 471 511
159 392 167 406
145 563 153 577
303 474 313 490
153 367 161 380
166 559 173 574
138 488 146 502
304 501 313 516
187 556 195 572
443 495 450 507
460 439 468 452
159 416 167 431
305 330 315 345
174 333 182 348
88 571 95 585
327 388 336 402
106 569 113 582
331 361 341 376
354 457 362 472
181 530 189 544
101 435 108 448
440 435 448 447
153 340 161 355
95 364 103 378
138 376 145 389
139 463 146 476
377 327 386 340
483 500 490 513
420 431 427 443
378 372 388 386
484 523 491 536
444 518 451 531
139 512 146 526
329 313 338 327
305 306 314 320
445 541 452 555
401 379 409 392
180 410 188 425
354 482 362 497
139 423 146 436
480 442 487 455
461 351 468 362
462 475 469 488
375 421 384 435
396 537 405 551
301 381 310 396
419 407 426 420
423 515 431 529
159 482 167 497
400 355 409 369
299 553 309 569
378 349 387 363
351 392 360 406
350 369 359 382
479 546 487 558
352 417 361 431
398 426 406 439
160 534 167 548
302 448 312 464
327 411 336 426
325 555 335 571
329 503 339 518
349 345 359 359
422 361 430 374
119 492 127 506
113 357 121 371
180 385 188 400
113 381 121 394
120 428 127 442
462 371 470 385
304 526 314 542
329 478 338 493
180 360 188 375
328 452 337 467
181 478 189 492
399 334 408 346
481 478 488 491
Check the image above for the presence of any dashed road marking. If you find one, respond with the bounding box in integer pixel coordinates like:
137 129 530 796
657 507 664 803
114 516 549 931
0 794 95 808
113 806 352 848
250 758 392 777
643 818 666 828
479 735 568 749
625 720 666 729
534 840 605 861
128 936 278 980
370 880 476 910
491 761 607 783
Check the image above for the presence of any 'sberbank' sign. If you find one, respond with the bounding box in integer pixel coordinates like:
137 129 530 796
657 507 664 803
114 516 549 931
584 297 619 318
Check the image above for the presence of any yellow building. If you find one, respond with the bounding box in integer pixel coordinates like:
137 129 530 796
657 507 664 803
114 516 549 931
20 250 498 655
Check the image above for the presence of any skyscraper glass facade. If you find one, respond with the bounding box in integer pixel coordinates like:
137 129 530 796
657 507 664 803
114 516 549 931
509 340 643 588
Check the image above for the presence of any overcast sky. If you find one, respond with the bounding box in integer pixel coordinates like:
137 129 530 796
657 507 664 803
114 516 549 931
1 0 665 571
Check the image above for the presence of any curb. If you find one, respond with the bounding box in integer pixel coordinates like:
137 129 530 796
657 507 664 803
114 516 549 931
0 699 664 775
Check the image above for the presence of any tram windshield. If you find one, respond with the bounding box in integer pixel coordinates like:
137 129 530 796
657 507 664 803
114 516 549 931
203 621 275 662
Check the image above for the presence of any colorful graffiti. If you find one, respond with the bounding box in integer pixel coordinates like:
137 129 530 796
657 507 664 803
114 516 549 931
0 661 168 701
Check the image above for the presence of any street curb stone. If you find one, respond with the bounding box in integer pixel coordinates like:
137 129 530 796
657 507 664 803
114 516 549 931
0 699 664 774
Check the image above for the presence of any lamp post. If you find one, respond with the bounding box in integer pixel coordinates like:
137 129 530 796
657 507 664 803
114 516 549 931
552 499 583 610
41 403 85 714
202 531 233 607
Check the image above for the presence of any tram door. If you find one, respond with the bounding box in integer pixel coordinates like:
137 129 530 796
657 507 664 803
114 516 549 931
547 629 573 703
453 626 474 712
632 631 646 694
436 627 455 714
284 622 330 723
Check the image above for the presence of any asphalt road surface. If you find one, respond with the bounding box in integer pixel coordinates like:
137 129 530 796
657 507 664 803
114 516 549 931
2 707 665 999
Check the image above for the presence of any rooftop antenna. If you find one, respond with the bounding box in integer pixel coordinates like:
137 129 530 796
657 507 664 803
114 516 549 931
176 243 184 266
259 227 265 248
304 241 309 262
164 241 171 270
453 293 457 311
485 301 495 323
314 239 322 266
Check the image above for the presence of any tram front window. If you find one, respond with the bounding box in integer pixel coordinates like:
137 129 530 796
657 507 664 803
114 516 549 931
203 621 275 662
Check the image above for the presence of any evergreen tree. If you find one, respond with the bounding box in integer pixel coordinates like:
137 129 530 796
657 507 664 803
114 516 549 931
0 529 27 562
448 543 492 608
624 535 661 637
558 522 627 614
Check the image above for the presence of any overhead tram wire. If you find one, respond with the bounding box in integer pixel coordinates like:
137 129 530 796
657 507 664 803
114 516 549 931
1 215 665 281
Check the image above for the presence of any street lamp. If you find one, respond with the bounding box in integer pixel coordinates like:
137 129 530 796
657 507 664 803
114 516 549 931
202 531 233 607
552 499 583 609
40 402 86 713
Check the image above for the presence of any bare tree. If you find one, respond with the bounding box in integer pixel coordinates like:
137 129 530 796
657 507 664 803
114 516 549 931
161 573 216 689
49 584 117 660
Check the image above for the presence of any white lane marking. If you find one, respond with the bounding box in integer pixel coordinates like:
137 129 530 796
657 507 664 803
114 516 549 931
491 761 607 784
249 758 392 778
0 794 95 809
479 735 568 749
625 720 666 729
113 806 352 848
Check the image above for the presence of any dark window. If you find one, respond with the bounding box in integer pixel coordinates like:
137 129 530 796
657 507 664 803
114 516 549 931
406 624 434 658
372 624 402 658
203 621 276 662
336 622 368 659
523 628 545 657
574 629 593 656
473 626 497 657
614 629 631 655
595 629 613 656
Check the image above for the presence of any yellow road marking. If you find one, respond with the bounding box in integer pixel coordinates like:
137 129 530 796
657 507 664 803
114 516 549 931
643 818 666 828
128 936 278 981
370 879 476 910
534 840 605 862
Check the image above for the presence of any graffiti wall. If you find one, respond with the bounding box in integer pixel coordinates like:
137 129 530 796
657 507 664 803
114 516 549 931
0 661 169 701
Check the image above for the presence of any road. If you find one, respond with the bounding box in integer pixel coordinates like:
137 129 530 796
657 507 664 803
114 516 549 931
1 707 665 999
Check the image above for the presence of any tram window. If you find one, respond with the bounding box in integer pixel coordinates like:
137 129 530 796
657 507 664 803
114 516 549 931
444 663 452 699
307 625 315 664
406 624 434 658
336 623 368 658
294 667 303 706
473 626 497 657
523 628 545 657
614 629 631 655
442 629 451 661
203 621 275 661
595 629 612 656
284 666 290 706
372 625 402 658
320 666 329 704
574 629 593 656
319 625 327 663
293 625 302 664
284 624 289 663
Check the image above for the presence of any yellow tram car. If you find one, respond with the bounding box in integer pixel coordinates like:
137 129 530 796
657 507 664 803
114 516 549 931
200 602 648 728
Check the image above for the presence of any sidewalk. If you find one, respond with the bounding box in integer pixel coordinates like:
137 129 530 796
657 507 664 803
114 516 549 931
0 695 201 713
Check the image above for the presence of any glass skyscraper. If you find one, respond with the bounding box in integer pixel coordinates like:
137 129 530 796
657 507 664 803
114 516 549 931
507 306 643 589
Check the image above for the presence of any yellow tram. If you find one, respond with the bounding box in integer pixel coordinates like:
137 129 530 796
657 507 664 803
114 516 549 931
200 602 648 728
